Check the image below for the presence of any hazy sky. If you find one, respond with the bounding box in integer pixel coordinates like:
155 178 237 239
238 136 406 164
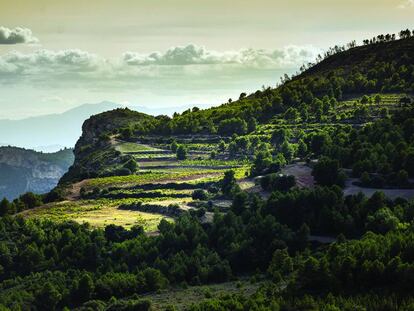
0 0 413 119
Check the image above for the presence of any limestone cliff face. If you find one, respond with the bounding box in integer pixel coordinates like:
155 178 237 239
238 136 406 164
60 108 155 183
0 147 74 200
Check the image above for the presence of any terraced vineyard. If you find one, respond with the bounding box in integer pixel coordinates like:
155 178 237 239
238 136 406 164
19 93 414 231
21 137 249 230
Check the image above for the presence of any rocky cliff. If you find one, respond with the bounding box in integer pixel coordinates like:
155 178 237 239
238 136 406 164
0 146 74 199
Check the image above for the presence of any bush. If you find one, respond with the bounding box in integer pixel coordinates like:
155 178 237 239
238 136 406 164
312 157 345 187
192 189 208 200
218 118 247 136
114 167 132 176
123 158 139 173
176 145 188 160
170 140 178 152
260 174 296 191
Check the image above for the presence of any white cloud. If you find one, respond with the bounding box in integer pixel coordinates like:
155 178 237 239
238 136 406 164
398 0 414 8
0 44 320 89
2 49 101 72
0 26 39 44
122 44 320 68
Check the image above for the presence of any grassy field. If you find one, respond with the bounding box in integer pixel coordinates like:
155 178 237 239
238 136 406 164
115 141 162 153
20 199 173 230
141 279 264 310
23 140 250 230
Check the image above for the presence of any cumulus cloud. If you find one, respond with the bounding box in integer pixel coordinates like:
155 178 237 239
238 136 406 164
0 49 103 75
122 44 320 68
0 44 320 88
0 26 39 44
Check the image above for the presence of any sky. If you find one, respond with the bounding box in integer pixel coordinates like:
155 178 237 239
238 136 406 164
0 0 413 119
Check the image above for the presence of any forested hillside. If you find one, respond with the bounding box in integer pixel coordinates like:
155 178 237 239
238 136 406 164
0 30 414 310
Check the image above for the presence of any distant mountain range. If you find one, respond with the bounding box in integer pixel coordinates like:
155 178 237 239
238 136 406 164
0 146 74 200
0 102 203 151
0 102 121 152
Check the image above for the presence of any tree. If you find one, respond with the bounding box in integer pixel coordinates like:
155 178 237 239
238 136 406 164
192 189 208 201
312 157 345 187
251 150 272 176
36 282 62 310
367 208 399 234
120 127 133 139
176 145 188 160
297 139 308 157
19 192 42 210
0 198 11 216
396 169 409 187
361 95 370 104
310 133 331 154
221 170 237 196
123 158 138 173
218 118 247 136
247 117 258 132
280 141 295 161
76 274 95 303
170 140 178 152
260 174 296 191
271 128 290 146
374 94 382 105
231 191 249 215
284 107 300 122
268 249 293 279
296 223 310 251
218 140 226 153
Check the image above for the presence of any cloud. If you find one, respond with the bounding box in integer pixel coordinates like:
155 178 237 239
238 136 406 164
0 26 39 44
0 44 319 89
122 44 320 68
398 0 414 8
0 49 103 75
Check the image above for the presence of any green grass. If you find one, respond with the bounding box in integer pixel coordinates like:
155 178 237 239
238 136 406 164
180 159 248 167
133 153 175 159
115 142 162 153
21 199 173 230
86 171 188 188
143 278 263 310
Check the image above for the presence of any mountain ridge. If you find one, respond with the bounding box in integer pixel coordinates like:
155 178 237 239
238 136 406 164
60 36 414 184
0 146 74 199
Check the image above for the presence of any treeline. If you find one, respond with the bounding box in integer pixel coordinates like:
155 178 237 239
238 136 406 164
310 106 414 188
112 34 414 138
266 187 412 236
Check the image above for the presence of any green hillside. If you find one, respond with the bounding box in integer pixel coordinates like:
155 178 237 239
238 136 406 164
1 31 414 310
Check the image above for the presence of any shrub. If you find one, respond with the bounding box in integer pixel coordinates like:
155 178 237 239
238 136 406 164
192 189 208 200
260 174 296 191
123 158 139 173
176 145 188 160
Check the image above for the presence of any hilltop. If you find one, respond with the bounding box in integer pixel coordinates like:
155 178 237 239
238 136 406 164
61 36 414 184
